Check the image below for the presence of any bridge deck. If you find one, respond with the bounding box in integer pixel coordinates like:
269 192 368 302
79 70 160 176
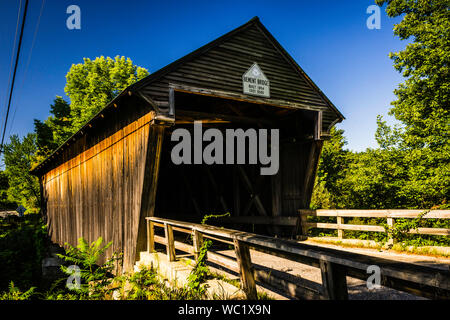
207 241 449 300
146 217 450 300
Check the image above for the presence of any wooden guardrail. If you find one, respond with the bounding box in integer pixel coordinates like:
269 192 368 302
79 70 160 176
298 209 450 243
146 216 449 300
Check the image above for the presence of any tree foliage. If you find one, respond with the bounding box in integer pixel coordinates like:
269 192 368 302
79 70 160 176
311 127 348 209
375 0 450 208
3 134 40 211
0 171 15 210
65 56 149 131
313 0 449 210
34 96 72 160
33 56 149 159
11 56 149 210
376 0 449 150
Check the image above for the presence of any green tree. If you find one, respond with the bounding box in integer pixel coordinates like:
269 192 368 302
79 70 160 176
338 148 406 209
317 127 349 198
376 0 449 150
374 0 450 208
33 56 149 158
34 96 72 160
3 134 40 211
65 56 149 131
0 171 15 210
311 127 349 209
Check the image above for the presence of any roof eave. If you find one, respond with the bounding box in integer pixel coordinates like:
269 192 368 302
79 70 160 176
30 90 130 175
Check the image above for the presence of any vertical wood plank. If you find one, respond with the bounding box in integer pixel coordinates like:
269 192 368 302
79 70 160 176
164 223 176 262
135 123 165 263
237 165 267 216
168 87 175 117
387 217 394 246
147 220 155 253
301 140 324 208
192 229 204 261
233 238 257 299
271 170 282 236
337 216 344 239
299 214 308 239
320 260 348 300
314 110 322 140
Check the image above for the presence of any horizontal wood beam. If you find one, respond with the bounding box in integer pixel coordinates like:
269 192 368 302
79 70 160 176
154 235 194 255
305 222 386 232
408 227 450 236
147 217 450 299
176 109 276 126
215 216 299 226
153 236 326 300
170 83 326 112
299 209 450 219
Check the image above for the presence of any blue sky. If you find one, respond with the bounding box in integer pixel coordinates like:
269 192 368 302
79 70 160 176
0 0 406 152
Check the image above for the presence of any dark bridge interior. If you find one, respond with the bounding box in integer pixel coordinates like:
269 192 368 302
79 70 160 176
154 91 322 237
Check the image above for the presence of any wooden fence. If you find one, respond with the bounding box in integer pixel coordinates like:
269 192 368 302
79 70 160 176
298 209 450 243
146 217 449 300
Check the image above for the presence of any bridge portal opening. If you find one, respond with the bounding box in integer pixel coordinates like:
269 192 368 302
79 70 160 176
154 90 321 237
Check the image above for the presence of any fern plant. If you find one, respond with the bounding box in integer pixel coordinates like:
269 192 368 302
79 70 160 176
57 237 121 299
123 266 160 300
0 282 35 300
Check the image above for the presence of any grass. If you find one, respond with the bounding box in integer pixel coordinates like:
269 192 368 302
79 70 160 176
390 243 450 258
0 214 276 300
306 237 450 258
207 270 274 300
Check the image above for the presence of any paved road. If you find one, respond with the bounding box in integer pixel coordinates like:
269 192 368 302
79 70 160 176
211 241 449 300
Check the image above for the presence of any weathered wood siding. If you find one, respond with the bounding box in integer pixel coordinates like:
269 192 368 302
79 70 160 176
278 140 323 215
33 18 344 268
138 21 341 133
41 100 158 270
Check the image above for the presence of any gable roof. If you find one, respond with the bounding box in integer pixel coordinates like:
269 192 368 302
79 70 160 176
31 16 344 175
129 16 343 119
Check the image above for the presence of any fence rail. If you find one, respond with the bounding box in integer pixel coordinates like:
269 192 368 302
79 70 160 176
298 209 450 242
146 216 449 300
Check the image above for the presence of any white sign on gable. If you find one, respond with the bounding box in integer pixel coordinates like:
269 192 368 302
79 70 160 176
242 63 270 98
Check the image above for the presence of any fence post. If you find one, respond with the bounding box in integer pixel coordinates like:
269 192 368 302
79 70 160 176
337 216 344 239
192 229 204 261
299 213 308 240
387 217 394 246
164 223 176 261
233 238 257 299
147 220 155 253
320 260 348 300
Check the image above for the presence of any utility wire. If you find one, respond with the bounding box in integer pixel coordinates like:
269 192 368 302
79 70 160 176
7 0 46 138
0 0 29 154
1 0 22 137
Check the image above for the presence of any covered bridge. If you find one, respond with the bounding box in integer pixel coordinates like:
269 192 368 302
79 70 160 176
31 17 344 271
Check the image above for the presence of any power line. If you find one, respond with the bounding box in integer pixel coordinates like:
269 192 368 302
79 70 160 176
0 0 29 154
1 0 22 136
7 0 46 138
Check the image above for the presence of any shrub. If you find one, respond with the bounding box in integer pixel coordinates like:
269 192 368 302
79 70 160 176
0 214 47 291
57 237 121 299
